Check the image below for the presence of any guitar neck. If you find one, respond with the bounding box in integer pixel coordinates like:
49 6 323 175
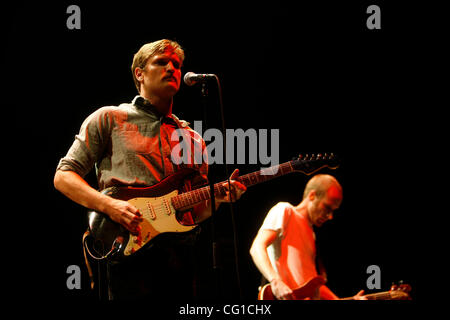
171 162 295 210
341 291 392 300
239 161 296 187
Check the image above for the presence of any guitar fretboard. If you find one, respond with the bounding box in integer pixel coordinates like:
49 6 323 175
341 291 393 300
171 161 297 210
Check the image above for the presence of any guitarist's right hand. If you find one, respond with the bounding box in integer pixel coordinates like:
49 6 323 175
271 278 293 300
104 198 143 235
53 170 143 234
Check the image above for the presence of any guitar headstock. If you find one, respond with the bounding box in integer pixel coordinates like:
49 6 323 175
389 282 412 300
291 153 340 175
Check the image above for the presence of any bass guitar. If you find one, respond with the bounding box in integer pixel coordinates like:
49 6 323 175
258 276 411 300
85 153 338 260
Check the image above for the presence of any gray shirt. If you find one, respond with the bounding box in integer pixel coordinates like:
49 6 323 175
57 96 208 191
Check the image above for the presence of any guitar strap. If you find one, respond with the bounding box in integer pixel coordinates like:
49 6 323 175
82 230 95 290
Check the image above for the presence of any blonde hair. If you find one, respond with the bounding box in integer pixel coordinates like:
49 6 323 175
131 39 185 92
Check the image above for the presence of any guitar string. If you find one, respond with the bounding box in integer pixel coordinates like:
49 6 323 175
171 162 296 209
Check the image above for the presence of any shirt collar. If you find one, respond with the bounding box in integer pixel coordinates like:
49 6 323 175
132 95 184 127
132 95 163 117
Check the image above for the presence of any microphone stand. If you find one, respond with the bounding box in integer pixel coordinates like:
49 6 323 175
200 82 222 299
201 77 243 300
215 76 243 301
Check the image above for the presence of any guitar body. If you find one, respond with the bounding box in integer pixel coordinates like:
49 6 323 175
87 168 198 259
258 276 326 300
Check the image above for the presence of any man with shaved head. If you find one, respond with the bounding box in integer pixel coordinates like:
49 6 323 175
250 174 365 300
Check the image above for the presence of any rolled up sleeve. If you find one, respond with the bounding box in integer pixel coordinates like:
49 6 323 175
56 107 113 178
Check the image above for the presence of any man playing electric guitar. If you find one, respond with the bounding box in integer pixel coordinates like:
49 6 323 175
250 174 365 300
54 40 246 299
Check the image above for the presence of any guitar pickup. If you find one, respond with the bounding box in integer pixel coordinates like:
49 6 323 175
147 202 156 220
162 198 171 215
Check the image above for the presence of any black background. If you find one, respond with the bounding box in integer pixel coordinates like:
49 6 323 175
5 0 440 312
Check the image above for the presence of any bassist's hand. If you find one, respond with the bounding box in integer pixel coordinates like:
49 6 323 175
271 278 293 300
353 290 368 300
104 198 143 235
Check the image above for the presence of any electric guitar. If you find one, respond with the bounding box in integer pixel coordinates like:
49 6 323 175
85 153 338 260
258 276 412 300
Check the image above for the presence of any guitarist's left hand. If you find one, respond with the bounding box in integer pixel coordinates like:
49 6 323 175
192 169 247 223
216 169 247 203
353 290 368 300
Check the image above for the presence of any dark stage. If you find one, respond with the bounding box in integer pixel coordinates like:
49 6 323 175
5 0 435 313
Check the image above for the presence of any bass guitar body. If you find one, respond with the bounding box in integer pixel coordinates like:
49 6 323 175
258 276 326 300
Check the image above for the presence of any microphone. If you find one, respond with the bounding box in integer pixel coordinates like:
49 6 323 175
184 72 216 86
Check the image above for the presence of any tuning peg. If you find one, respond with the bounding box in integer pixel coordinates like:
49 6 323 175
390 282 398 290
